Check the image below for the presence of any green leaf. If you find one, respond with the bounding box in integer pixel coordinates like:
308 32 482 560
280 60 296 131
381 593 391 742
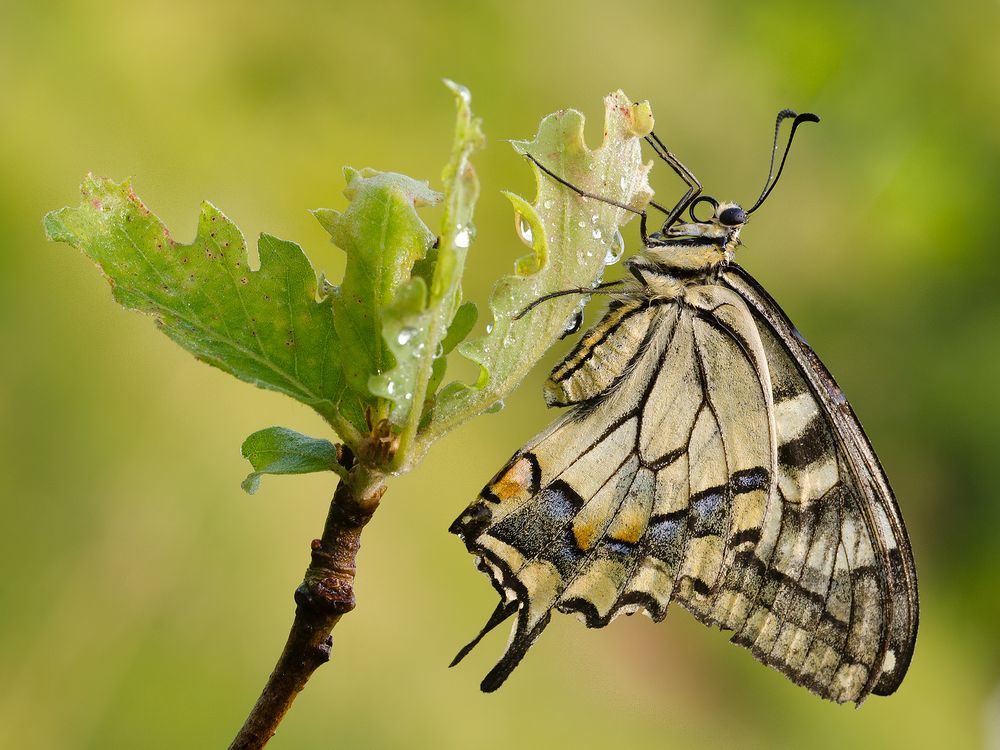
313 168 441 409
427 91 654 436
239 426 343 495
426 300 478 400
415 81 485 411
374 80 485 469
368 275 432 420
44 176 361 441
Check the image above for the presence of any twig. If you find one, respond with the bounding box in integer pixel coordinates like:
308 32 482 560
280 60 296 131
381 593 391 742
229 451 385 750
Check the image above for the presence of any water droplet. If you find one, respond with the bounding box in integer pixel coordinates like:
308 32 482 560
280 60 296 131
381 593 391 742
397 327 418 345
561 308 584 338
585 250 594 258
619 176 628 191
386 381 395 395
591 214 599 224
486 322 494 334
592 228 602 240
486 399 505 413
577 220 587 228
404 392 412 400
412 342 426 358
447 80 472 105
514 213 533 245
543 199 553 209
605 231 626 264
434 341 444 357
454 225 471 248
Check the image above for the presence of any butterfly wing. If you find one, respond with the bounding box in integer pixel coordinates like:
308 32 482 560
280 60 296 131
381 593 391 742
719 263 918 701
451 269 917 704
451 285 777 692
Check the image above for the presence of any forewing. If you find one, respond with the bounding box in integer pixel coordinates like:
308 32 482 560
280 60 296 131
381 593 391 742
720 264 918 702
450 286 776 692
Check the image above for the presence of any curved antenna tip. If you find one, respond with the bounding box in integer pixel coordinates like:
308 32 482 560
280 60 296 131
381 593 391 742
746 109 821 214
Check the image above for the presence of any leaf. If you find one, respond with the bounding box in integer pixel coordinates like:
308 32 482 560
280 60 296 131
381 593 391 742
313 168 441 409
240 426 344 495
44 176 362 440
415 81 485 409
427 91 654 436
370 80 485 469
426 300 478 400
368 275 432 419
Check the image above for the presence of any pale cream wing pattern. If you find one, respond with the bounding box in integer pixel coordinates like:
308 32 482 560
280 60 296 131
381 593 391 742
450 270 917 703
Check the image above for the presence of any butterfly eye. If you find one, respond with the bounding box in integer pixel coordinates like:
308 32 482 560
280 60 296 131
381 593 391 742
718 206 748 226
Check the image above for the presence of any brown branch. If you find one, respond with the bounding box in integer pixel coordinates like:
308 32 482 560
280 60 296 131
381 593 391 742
229 453 385 750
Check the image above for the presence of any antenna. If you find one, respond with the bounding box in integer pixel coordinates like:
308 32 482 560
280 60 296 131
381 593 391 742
746 109 820 214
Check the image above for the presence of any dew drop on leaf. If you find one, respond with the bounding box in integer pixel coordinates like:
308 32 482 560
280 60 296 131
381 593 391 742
560 307 584 338
514 213 533 245
397 327 418 345
605 231 626 264
454 225 471 248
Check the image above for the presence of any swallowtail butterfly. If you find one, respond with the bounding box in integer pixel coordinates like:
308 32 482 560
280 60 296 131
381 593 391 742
450 110 918 704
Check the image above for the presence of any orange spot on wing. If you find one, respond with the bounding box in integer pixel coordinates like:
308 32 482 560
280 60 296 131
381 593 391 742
610 523 643 545
573 521 599 551
490 458 531 501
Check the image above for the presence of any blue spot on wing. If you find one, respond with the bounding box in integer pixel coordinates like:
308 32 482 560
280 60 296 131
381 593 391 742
691 487 727 537
645 512 688 565
488 480 585 570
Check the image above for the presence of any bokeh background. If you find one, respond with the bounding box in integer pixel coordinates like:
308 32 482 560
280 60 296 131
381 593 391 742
2 1 998 747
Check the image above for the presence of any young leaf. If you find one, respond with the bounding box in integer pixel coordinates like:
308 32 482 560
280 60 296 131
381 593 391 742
240 426 344 495
371 80 485 469
367 275 433 422
312 168 441 413
44 177 362 442
426 91 654 437
426 300 478 401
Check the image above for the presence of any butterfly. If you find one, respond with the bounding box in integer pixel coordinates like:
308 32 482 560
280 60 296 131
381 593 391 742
449 110 918 704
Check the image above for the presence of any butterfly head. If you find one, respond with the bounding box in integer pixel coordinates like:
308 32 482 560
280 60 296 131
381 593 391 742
643 197 747 274
661 197 747 237
640 110 819 278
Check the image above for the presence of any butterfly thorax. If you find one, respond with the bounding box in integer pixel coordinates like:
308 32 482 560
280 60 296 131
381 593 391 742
627 203 744 298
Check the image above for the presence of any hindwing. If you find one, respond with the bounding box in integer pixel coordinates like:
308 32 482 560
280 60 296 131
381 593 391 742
451 285 777 692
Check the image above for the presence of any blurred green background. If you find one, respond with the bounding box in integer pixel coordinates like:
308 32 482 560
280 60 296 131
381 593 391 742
2 0 998 747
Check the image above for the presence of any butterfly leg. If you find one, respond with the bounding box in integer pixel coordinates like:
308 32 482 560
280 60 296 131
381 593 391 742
643 131 703 230
512 280 628 321
524 154 654 245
